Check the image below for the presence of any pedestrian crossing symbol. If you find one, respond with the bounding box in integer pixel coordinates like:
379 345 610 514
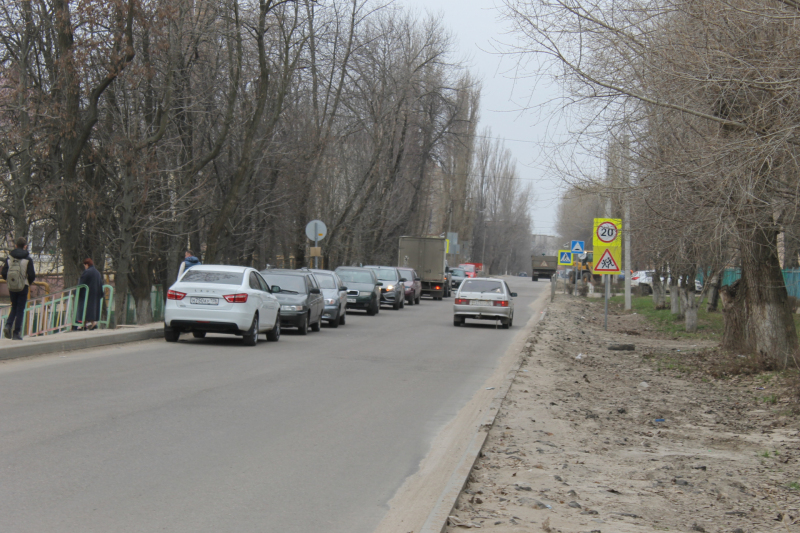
558 250 573 265
592 248 621 273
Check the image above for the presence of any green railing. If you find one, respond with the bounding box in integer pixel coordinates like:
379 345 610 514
0 284 89 337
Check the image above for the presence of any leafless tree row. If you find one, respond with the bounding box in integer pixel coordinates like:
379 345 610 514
502 0 800 365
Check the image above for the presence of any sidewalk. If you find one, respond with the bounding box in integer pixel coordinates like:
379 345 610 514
0 323 163 361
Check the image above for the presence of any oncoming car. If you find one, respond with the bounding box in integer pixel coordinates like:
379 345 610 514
164 265 281 345
453 278 517 329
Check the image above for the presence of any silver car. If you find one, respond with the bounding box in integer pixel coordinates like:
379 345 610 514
453 278 517 329
310 269 347 327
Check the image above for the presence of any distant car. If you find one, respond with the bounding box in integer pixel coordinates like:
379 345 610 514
365 266 406 310
335 267 382 315
450 267 467 291
459 264 477 278
695 278 703 292
634 270 655 294
260 269 324 335
397 267 421 305
309 269 348 327
164 265 281 345
453 278 517 329
518 272 527 277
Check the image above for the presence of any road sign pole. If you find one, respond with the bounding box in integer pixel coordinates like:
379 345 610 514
604 274 609 330
314 222 319 269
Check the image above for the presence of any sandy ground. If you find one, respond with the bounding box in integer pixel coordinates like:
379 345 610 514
445 293 800 533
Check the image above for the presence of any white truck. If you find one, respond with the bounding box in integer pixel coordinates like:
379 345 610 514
398 236 449 300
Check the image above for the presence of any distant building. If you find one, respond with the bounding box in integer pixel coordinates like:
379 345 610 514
531 234 560 256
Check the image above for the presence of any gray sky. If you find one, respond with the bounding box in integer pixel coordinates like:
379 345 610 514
399 0 563 236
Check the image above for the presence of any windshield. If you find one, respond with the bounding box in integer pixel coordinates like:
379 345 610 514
451 268 466 276
261 274 307 294
314 273 337 289
181 270 243 285
397 268 414 280
460 280 503 293
336 269 375 284
368 268 398 281
459 264 475 272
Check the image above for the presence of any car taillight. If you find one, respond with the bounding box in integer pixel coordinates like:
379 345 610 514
167 290 186 300
223 293 248 303
455 298 469 304
493 300 509 307
435 285 441 290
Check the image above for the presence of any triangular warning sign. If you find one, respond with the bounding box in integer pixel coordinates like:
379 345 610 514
541 261 549 267
593 248 620 272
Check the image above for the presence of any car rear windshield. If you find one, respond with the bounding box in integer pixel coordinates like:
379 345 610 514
397 268 414 279
314 273 337 289
368 268 398 281
262 274 307 293
336 270 374 283
460 280 503 293
181 270 244 285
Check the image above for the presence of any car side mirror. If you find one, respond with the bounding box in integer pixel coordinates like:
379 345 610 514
310 288 320 294
271 285 281 293
415 277 421 281
399 277 407 282
340 286 348 291
510 292 518 297
376 282 383 286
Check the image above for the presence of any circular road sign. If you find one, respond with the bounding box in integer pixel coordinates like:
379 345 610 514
305 220 328 241
596 221 619 244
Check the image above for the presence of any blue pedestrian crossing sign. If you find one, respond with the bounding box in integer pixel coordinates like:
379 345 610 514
571 240 585 253
558 250 573 265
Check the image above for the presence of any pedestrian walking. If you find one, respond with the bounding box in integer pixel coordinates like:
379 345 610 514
1 237 36 340
76 258 104 330
177 250 201 280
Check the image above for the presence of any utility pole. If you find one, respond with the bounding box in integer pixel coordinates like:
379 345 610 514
623 136 631 310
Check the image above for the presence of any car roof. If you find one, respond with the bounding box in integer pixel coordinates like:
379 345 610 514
461 277 505 284
187 264 252 273
364 265 396 269
262 269 307 277
336 266 371 271
310 269 336 275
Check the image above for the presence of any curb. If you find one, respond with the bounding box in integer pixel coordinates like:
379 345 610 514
419 302 549 533
0 326 163 362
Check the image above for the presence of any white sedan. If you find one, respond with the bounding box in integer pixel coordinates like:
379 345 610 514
164 265 281 346
453 278 516 329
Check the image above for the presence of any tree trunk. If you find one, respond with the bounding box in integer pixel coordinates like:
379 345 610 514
720 279 751 352
652 267 667 309
680 282 698 332
669 277 682 318
739 225 798 367
706 271 722 312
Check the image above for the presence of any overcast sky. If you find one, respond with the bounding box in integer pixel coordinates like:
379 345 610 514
399 0 563 236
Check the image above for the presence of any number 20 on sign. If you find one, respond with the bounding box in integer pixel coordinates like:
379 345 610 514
593 218 621 248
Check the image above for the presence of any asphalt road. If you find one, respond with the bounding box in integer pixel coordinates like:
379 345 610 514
0 276 547 533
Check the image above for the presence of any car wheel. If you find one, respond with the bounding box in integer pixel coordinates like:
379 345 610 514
339 312 346 325
393 300 400 310
267 314 280 341
399 297 405 309
509 314 513 327
329 314 340 328
501 319 510 330
453 316 462 327
192 331 206 339
164 327 180 342
367 299 376 316
532 275 539 282
311 315 321 332
298 313 309 335
243 315 259 346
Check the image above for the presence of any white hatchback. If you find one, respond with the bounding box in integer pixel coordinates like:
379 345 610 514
164 265 281 346
453 277 517 329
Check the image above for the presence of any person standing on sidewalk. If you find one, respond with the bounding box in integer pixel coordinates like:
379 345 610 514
177 250 201 280
76 258 104 330
1 238 36 340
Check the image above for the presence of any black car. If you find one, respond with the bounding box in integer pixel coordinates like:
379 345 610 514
260 269 324 334
334 267 382 315
365 266 406 310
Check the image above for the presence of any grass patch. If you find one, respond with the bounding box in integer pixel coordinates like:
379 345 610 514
608 295 723 340
788 481 800 490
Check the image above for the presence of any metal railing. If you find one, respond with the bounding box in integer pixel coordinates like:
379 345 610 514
0 284 116 337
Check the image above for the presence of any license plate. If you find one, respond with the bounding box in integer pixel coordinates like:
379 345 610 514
470 300 491 306
190 297 219 305
347 298 357 303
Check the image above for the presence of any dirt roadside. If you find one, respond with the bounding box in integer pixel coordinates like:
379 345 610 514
445 294 800 533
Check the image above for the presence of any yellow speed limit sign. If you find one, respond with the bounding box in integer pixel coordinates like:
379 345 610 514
593 218 621 249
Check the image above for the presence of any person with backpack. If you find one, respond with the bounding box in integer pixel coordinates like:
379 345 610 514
1 238 36 340
177 250 201 280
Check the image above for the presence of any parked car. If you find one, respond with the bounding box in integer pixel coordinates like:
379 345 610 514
634 270 655 294
260 269 324 335
453 278 517 329
164 265 280 345
450 267 467 291
397 267 421 305
365 265 406 310
335 267 382 315
309 269 348 328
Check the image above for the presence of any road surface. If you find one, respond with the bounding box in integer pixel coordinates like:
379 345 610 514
0 276 547 533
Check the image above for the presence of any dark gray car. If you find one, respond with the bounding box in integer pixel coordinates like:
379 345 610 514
365 266 406 310
334 267 382 315
309 269 347 327
260 270 324 334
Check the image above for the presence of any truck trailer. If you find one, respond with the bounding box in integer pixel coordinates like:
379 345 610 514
530 255 557 281
398 236 449 300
